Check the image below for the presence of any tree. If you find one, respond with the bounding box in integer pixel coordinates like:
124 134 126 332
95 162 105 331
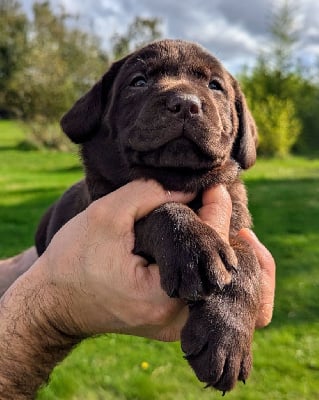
0 0 28 116
7 1 108 121
239 0 312 156
246 93 300 157
268 0 300 74
1 1 109 148
111 16 162 59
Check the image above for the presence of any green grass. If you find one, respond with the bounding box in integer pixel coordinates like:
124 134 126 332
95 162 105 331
1 120 319 399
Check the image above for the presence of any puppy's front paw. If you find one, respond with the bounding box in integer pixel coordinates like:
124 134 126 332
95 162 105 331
159 225 238 301
181 300 254 393
134 202 237 301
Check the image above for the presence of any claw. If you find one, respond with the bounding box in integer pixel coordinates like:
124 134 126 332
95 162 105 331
183 352 194 360
242 380 246 385
169 288 179 298
222 391 227 396
183 351 197 360
231 265 238 273
204 383 212 389
216 280 225 291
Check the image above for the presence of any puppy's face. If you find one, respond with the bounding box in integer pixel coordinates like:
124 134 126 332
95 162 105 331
61 40 257 193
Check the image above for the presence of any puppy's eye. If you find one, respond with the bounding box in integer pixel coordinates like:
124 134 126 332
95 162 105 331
208 80 223 91
130 76 147 87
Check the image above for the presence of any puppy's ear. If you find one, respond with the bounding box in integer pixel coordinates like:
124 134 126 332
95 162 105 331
60 57 128 143
231 79 258 169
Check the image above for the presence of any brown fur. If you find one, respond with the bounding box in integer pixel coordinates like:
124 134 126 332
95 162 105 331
35 40 260 393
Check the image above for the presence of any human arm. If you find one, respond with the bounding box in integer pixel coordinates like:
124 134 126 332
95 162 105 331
0 181 275 399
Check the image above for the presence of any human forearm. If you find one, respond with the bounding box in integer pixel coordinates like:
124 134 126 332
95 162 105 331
0 259 80 399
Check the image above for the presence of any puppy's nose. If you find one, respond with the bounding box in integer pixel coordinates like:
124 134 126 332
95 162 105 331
167 94 202 117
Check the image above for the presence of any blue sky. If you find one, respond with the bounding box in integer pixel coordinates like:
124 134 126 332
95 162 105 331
20 0 319 73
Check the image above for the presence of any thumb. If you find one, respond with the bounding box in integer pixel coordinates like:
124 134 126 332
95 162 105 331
197 185 232 243
93 179 196 224
238 229 276 328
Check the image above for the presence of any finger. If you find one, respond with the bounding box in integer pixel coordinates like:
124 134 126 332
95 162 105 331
145 264 189 341
133 263 189 341
238 229 276 328
93 180 195 222
198 185 232 243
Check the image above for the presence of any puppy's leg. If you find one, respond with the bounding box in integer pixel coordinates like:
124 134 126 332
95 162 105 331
134 202 238 301
181 237 260 392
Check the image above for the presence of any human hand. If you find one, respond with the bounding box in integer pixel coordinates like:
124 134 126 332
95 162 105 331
38 180 194 341
238 229 275 328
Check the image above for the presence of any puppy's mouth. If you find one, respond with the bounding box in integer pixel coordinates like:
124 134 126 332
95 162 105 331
127 137 217 171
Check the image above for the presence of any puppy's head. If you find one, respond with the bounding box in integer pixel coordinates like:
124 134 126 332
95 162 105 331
61 40 257 193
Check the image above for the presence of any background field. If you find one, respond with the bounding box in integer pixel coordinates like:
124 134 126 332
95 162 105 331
1 120 319 399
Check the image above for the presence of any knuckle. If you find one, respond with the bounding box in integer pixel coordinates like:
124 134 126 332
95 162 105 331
255 304 274 328
149 305 173 326
86 197 129 234
86 199 107 222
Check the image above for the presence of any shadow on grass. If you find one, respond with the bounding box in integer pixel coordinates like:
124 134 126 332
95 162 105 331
0 187 63 257
0 140 38 152
52 164 82 173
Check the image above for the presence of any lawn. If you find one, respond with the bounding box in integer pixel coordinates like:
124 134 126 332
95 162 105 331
0 120 319 400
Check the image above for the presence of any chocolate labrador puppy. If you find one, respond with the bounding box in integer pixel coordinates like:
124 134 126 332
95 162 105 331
35 39 260 393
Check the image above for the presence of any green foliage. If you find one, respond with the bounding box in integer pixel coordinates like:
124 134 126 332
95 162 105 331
244 89 301 157
250 95 300 157
240 1 319 156
0 0 108 152
241 62 319 156
21 118 77 151
240 66 301 157
4 2 108 122
111 16 163 59
0 0 28 116
1 121 319 399
292 79 319 153
267 0 300 72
